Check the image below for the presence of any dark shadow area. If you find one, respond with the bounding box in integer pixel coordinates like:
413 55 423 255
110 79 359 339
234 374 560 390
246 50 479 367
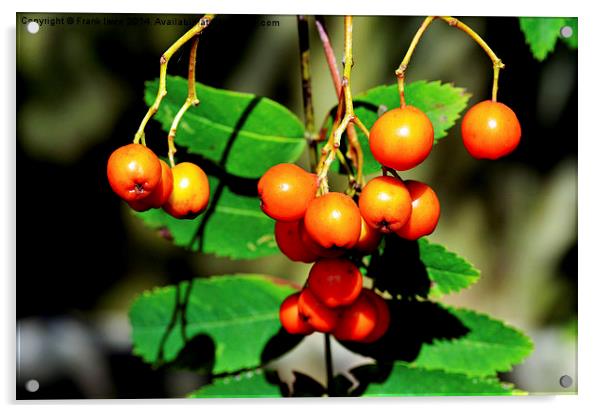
186 96 263 251
367 235 431 299
333 363 394 396
168 334 216 374
288 371 326 397
260 328 305 365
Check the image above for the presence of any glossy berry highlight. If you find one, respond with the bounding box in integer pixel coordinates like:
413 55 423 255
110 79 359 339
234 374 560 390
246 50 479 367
303 192 361 250
107 143 162 202
461 100 521 159
359 176 412 233
369 106 434 171
163 162 210 219
258 163 318 222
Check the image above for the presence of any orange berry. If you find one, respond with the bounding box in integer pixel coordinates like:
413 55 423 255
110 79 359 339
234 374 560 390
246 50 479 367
303 192 361 250
274 220 320 263
395 180 440 240
359 176 412 233
258 164 318 222
369 106 434 171
461 100 521 159
297 288 340 333
107 143 162 202
307 258 363 308
163 162 210 219
128 159 174 212
279 293 314 335
355 216 382 253
333 290 378 342
360 290 390 343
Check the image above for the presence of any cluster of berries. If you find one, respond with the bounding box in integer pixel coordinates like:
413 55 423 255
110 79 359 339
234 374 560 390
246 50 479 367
261 98 520 339
107 143 210 219
279 258 390 342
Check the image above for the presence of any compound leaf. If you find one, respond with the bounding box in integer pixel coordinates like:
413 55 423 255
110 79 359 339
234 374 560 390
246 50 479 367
359 363 520 396
412 307 534 377
519 17 571 61
189 370 282 398
419 238 480 296
145 76 306 178
135 175 277 260
129 274 296 374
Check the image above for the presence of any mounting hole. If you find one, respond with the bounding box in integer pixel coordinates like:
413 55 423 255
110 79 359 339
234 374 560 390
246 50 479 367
25 379 39 393
26 21 40 34
559 375 573 388
560 26 573 39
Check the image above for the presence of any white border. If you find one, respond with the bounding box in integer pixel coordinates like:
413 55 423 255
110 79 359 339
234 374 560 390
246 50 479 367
4 1 600 412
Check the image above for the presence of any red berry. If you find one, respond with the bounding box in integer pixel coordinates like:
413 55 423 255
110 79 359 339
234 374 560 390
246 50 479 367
258 164 318 222
297 288 340 333
355 217 382 253
307 258 363 308
360 290 390 343
303 192 361 250
369 106 434 171
299 222 346 259
128 159 174 212
359 176 412 233
274 220 320 263
279 293 314 335
395 180 440 240
461 100 521 159
107 143 162 202
333 290 378 342
163 162 210 219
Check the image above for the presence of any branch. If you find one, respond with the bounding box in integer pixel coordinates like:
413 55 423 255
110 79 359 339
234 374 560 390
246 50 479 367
297 15 319 170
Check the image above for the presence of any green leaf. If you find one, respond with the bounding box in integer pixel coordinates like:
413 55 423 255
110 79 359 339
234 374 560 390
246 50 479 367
145 76 306 178
189 370 282 398
519 17 568 61
412 308 534 377
348 81 470 174
135 175 278 259
418 238 480 296
129 274 297 374
560 18 578 49
361 363 519 396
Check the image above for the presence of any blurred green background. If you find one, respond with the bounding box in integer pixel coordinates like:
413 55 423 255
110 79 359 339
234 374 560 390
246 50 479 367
16 14 577 398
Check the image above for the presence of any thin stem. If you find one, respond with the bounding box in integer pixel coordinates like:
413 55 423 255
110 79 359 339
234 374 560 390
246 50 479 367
315 16 364 186
395 16 504 106
166 35 200 167
324 333 334 396
133 14 214 145
395 16 435 107
297 15 319 170
315 16 341 92
438 16 504 102
315 16 367 193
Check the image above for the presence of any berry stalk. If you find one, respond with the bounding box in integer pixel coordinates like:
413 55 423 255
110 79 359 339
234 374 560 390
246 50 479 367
396 16 505 106
133 14 214 145
166 35 201 167
316 16 367 195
